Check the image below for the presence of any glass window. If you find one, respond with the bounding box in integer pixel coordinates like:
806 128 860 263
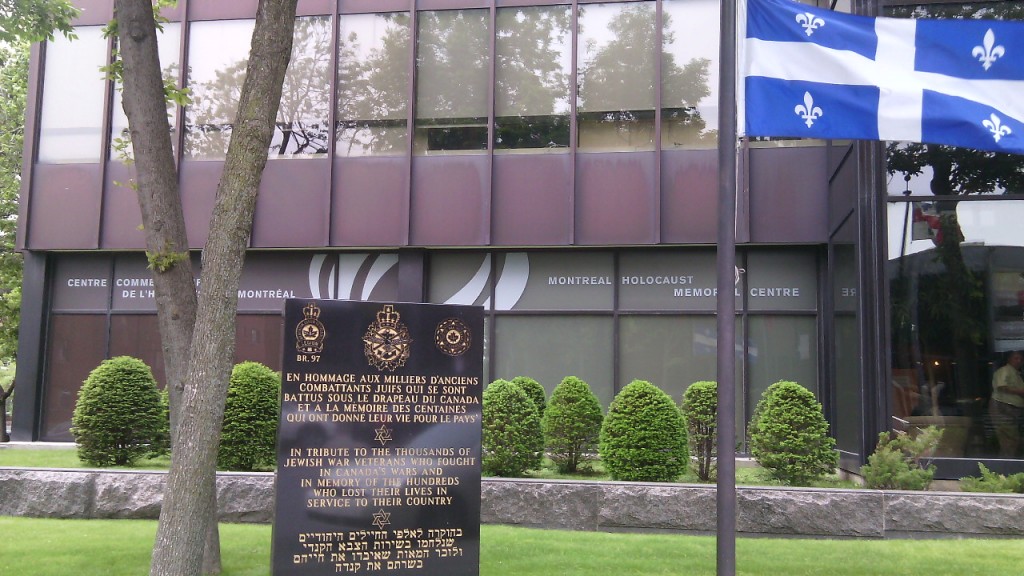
186 18 330 159
494 6 571 153
429 253 492 307
184 19 254 159
888 199 1024 458
415 10 490 155
661 0 718 149
110 23 181 160
577 2 656 152
38 26 108 163
494 315 614 407
744 250 817 312
747 316 818 403
274 16 332 157
834 313 862 450
619 315 745 440
497 252 614 311
336 12 410 157
619 250 730 312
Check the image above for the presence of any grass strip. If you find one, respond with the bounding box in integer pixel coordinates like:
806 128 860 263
2 518 1023 576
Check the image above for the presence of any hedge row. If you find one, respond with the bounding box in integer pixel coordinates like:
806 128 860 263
483 376 838 485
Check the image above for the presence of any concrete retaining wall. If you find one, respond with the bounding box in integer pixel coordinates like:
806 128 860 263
3 468 1023 538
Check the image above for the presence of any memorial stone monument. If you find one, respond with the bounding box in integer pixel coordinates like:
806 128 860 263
273 299 484 575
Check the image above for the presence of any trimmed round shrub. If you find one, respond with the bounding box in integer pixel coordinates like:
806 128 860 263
599 379 688 482
218 361 281 471
748 380 837 486
542 376 603 473
482 379 543 476
71 356 164 467
511 376 547 419
682 381 718 482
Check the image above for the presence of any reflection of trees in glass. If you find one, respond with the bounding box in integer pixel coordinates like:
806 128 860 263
661 5 714 148
273 16 331 156
887 2 1024 414
494 6 571 151
183 20 251 159
185 18 331 159
336 13 410 157
577 3 711 151
113 65 181 159
111 23 181 160
415 10 490 153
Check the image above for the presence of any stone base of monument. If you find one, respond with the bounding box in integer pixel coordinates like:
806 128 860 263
2 469 1024 539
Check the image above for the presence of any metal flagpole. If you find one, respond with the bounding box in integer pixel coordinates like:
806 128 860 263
716 0 738 570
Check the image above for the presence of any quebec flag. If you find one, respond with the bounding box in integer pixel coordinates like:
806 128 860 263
741 0 1024 155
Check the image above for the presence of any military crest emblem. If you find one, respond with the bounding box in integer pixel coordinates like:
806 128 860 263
435 317 471 356
363 305 412 371
295 302 326 354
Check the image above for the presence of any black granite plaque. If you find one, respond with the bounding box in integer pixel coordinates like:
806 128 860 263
273 299 483 575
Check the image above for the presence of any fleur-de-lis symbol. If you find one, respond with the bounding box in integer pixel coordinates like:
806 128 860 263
794 92 823 128
795 13 825 36
982 113 1012 143
972 29 1005 71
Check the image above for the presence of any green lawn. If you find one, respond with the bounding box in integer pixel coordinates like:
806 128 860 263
0 447 169 470
1 518 1022 576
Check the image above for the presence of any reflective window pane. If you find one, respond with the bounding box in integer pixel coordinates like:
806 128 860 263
415 10 490 155
336 12 410 157
619 315 745 440
888 199 1024 458
274 16 332 157
494 6 571 153
494 315 614 407
38 26 107 163
661 0 718 149
184 20 254 160
111 23 181 160
747 316 818 405
577 2 656 152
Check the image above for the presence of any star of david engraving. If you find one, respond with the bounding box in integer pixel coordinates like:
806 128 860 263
374 424 393 446
371 509 391 530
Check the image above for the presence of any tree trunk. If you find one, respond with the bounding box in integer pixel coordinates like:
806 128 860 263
115 1 297 575
114 0 214 570
145 2 298 575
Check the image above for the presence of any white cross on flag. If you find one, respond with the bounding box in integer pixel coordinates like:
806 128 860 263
740 0 1024 155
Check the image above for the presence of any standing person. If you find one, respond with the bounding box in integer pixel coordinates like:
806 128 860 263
990 350 1024 458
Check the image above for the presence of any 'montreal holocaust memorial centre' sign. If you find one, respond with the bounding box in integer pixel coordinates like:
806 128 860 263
273 299 484 575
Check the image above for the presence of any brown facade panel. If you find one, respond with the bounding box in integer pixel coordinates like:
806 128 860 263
26 164 103 249
661 149 718 244
417 0 490 9
829 144 859 233
101 162 146 249
71 0 113 25
575 152 657 246
252 159 331 248
332 157 410 247
235 315 284 372
748 146 829 244
179 160 222 248
41 315 107 442
410 156 490 246
187 0 260 21
110 315 166 388
492 154 572 246
339 0 410 14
